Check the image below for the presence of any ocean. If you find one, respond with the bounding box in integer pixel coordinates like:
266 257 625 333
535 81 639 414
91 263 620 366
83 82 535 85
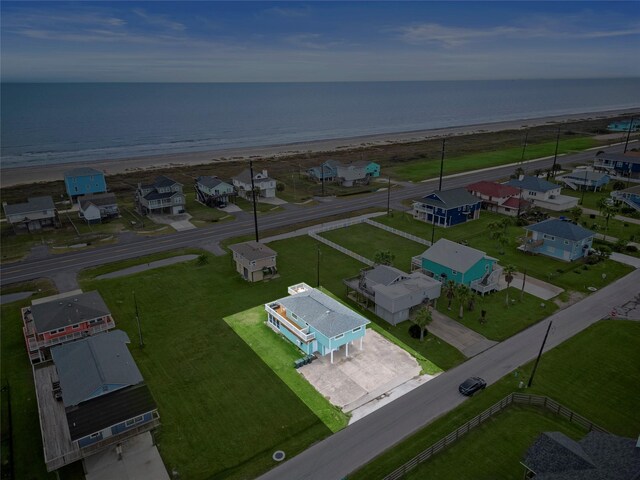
1 79 639 168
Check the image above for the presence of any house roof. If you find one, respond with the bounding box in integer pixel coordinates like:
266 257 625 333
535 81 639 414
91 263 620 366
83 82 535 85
561 170 610 182
276 288 369 338
420 238 490 273
66 383 156 441
618 184 640 194
364 265 406 286
79 193 117 210
64 167 103 178
505 175 560 193
143 190 180 201
502 196 529 209
523 431 640 480
3 196 55 216
595 151 640 165
373 272 441 301
417 188 481 209
142 175 181 189
232 169 272 184
51 330 143 407
30 290 111 334
466 181 520 198
229 241 277 261
525 218 594 241
196 176 230 189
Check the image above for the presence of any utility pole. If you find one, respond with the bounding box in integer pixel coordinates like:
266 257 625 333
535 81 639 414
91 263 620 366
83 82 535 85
623 116 634 154
321 163 325 197
528 320 553 388
430 206 436 245
520 130 529 164
249 160 259 242
551 127 560 179
580 168 588 205
316 247 321 287
387 176 391 215
133 291 144 348
520 269 527 301
438 138 446 191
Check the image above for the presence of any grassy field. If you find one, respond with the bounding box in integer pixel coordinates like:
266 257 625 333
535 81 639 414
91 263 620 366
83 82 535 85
351 319 640 479
437 287 558 342
183 191 234 227
375 211 633 292
224 306 349 432
404 406 585 480
387 137 597 182
318 222 427 270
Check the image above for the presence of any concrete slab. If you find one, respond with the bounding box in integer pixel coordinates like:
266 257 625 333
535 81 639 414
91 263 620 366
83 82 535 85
0 291 34 305
611 252 640 268
298 330 420 411
219 203 242 213
258 197 287 205
84 432 169 480
497 272 564 300
428 310 497 358
96 255 199 280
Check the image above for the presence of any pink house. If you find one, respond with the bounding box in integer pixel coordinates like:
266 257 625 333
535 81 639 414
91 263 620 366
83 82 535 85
22 291 115 363
466 181 529 217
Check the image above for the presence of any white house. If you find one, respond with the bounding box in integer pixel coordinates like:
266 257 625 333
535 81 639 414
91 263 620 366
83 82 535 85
232 169 276 200
505 175 578 211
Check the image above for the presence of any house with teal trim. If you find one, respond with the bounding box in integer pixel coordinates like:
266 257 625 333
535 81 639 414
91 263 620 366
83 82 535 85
308 160 380 187
64 167 107 203
265 283 370 364
412 239 502 294
593 151 640 179
611 185 640 212
607 119 639 132
412 188 482 227
195 176 236 207
520 218 594 261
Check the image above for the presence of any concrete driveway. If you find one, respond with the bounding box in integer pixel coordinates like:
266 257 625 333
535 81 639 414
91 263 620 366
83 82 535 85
298 330 421 412
498 272 564 300
429 310 497 357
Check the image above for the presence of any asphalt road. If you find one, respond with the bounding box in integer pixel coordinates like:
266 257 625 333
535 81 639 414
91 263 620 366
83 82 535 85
0 142 629 287
257 268 640 480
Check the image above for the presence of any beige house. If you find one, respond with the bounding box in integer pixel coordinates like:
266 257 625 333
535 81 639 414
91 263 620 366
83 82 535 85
228 241 277 282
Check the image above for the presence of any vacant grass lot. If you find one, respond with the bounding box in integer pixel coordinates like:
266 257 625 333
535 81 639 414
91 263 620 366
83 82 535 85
388 137 596 182
351 319 640 479
375 211 633 292
183 191 233 227
404 406 585 480
437 287 558 342
319 222 427 270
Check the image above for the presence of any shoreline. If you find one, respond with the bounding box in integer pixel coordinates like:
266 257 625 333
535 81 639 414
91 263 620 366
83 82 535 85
1 106 638 188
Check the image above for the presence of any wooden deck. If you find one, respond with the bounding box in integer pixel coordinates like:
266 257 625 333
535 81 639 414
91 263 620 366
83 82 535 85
32 363 82 471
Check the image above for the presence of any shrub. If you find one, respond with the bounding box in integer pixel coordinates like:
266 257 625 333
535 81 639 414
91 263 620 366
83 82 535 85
626 245 638 253
408 324 427 339
276 182 285 192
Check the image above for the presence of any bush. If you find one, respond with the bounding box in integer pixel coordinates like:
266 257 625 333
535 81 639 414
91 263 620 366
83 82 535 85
276 182 285 192
585 255 600 265
612 181 626 191
626 245 638 253
408 324 427 339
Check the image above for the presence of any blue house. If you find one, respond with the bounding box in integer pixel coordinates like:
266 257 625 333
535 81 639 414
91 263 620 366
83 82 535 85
308 160 380 186
265 283 370 364
412 188 481 227
520 218 594 261
593 152 640 179
64 167 107 202
558 169 610 191
413 239 501 293
611 185 640 212
607 119 640 132
49 330 159 451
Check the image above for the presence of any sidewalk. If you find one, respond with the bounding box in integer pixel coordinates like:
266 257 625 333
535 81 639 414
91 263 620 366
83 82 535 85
580 206 640 226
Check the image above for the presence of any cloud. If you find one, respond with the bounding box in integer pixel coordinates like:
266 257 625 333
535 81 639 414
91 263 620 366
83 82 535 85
266 6 311 18
132 8 185 32
285 33 334 50
398 23 524 47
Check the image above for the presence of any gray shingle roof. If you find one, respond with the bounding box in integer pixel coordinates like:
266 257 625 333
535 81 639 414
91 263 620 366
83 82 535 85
64 167 103 177
561 170 610 182
372 272 441 301
276 288 369 338
147 175 181 189
232 169 272 185
229 241 277 261
420 238 489 273
51 330 143 407
505 175 560 193
79 193 117 210
525 218 595 241
197 176 229 189
31 290 111 333
3 196 55 216
143 190 180 201
364 265 406 286
596 152 640 165
417 188 480 209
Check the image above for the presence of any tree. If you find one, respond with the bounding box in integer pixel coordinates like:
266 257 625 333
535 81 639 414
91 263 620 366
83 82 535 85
612 180 626 191
513 166 525 178
197 254 209 266
373 250 395 266
568 206 582 224
534 169 543 178
597 198 619 242
594 245 612 261
413 307 433 342
456 284 472 319
444 280 456 310
503 265 517 306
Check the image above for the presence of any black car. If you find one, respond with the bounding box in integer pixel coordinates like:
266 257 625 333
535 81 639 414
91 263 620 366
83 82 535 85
459 377 486 396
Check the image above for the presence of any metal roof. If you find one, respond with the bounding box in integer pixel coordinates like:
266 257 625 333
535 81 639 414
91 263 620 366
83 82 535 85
276 288 369 338
364 265 406 286
51 330 143 407
524 218 594 241
31 290 111 334
229 241 277 261
64 167 103 177
466 181 520 198
561 170 610 182
3 196 55 216
232 169 272 185
196 176 231 189
79 193 117 210
419 238 489 273
505 175 560 193
595 151 640 165
416 188 480 209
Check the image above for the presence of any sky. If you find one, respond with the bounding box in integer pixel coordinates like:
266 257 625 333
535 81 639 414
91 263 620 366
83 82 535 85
1 1 639 82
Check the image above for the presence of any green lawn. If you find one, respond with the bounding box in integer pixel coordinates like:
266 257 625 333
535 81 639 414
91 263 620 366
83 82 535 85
235 196 283 214
224 306 349 432
404 406 585 480
351 319 640 479
375 211 633 292
437 287 558 342
388 137 597 182
318 222 426 270
183 191 234 227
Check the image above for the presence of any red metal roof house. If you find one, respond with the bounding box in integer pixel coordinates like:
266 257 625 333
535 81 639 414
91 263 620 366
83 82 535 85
466 181 529 216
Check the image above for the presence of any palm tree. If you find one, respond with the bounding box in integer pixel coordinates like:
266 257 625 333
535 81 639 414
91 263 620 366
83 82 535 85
444 280 456 310
373 250 395 266
597 198 618 242
503 265 517 306
413 307 433 342
456 284 471 319
568 206 582 224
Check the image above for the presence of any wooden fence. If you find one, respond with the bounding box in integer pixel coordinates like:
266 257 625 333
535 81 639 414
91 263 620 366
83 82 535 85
381 393 607 480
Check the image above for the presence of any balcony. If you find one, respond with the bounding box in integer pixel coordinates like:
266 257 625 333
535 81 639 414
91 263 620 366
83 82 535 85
265 303 315 343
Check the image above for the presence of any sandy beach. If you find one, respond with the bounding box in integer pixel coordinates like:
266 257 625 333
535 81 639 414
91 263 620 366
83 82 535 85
1 107 637 188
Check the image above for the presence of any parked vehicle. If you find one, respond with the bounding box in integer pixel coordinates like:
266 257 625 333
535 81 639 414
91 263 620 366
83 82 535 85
459 377 486 396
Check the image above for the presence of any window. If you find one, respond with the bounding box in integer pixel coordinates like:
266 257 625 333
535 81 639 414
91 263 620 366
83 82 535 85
452 270 458 275
352 327 361 333
564 240 570 245
334 333 344 340
89 432 101 439
543 234 555 241
125 415 145 427
529 191 537 196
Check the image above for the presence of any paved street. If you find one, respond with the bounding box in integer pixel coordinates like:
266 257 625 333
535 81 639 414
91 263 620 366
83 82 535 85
257 268 640 480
